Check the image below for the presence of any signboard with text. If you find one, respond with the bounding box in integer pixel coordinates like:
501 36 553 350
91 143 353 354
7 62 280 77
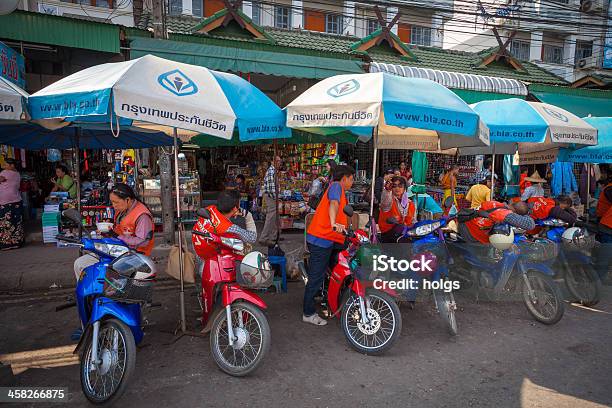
0 41 25 88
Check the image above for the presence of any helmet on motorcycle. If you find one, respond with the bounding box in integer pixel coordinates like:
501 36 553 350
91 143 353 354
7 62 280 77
562 227 595 251
238 251 274 289
110 252 157 281
489 224 514 251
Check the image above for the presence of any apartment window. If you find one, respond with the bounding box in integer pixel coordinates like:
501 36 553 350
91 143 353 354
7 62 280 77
168 0 182 15
325 14 342 35
367 19 381 35
510 40 530 61
410 26 432 46
275 6 291 29
192 0 203 17
543 44 563 64
575 40 593 61
61 0 114 7
251 1 261 25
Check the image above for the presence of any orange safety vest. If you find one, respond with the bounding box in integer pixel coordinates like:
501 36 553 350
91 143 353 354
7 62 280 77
113 201 155 256
378 197 416 233
464 201 512 244
597 183 612 229
519 173 531 195
307 182 348 245
528 197 556 220
441 172 455 189
191 205 235 259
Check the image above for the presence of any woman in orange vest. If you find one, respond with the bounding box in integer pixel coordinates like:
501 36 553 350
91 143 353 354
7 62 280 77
108 183 155 256
378 175 416 243
73 183 155 281
440 164 459 207
458 200 535 244
304 165 355 326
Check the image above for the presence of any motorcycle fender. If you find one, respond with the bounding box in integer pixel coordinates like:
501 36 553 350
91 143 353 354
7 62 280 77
351 278 366 298
519 260 556 277
90 299 144 344
222 284 267 310
74 324 93 356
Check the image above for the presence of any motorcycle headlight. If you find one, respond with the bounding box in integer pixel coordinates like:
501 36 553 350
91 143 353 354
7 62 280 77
221 237 244 252
408 221 441 237
94 242 129 257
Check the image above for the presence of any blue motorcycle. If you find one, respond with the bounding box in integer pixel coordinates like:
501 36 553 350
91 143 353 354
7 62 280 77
387 217 458 336
447 225 565 325
533 218 601 306
56 209 155 405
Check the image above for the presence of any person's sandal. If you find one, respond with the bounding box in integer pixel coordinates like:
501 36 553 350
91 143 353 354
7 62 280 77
302 314 327 326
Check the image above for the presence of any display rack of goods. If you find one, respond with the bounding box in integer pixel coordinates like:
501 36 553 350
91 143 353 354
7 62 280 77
141 173 201 225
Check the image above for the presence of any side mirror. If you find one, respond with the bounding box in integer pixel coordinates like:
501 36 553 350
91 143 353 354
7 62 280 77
343 205 354 217
62 208 82 224
197 208 211 219
386 217 400 225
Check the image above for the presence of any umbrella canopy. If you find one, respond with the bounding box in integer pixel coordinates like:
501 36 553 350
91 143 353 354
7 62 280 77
286 72 489 148
0 123 175 149
471 98 597 146
190 128 361 147
0 76 28 121
557 117 612 163
28 54 289 142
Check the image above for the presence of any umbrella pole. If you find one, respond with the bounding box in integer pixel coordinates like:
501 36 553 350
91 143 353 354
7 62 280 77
75 128 82 241
173 127 187 333
490 154 495 201
586 163 590 223
369 126 378 219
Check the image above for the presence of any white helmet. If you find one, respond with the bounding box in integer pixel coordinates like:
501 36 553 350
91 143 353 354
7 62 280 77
489 224 515 251
238 251 274 288
562 227 594 250
562 227 583 243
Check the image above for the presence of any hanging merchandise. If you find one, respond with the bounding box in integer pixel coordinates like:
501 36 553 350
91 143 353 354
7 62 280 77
411 151 428 192
47 148 61 162
550 160 578 197
502 154 520 198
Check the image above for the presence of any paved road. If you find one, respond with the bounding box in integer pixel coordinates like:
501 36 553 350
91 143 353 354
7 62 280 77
1 280 611 408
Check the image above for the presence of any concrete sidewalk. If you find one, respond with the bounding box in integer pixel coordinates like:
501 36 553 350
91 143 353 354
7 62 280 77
0 230 304 293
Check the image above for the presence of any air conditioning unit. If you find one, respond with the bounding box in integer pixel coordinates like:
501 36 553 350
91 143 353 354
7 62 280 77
576 57 597 69
579 0 605 13
38 3 61 15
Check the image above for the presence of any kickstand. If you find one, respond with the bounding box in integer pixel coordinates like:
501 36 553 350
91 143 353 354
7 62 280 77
161 320 207 345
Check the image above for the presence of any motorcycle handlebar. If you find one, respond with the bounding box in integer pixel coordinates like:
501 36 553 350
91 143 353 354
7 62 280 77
56 235 82 244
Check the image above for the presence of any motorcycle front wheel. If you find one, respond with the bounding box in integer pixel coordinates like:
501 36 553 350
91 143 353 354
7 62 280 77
433 289 458 336
341 289 402 355
210 302 270 377
565 264 601 307
522 271 565 325
80 318 136 406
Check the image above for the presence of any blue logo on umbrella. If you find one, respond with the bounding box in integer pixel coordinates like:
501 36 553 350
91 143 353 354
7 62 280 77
542 106 568 123
327 79 360 98
158 69 198 96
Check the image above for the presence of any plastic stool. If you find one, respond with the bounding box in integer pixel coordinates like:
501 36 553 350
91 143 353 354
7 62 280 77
268 255 287 293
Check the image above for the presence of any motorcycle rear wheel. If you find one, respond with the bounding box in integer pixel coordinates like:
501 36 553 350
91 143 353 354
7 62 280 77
341 289 401 355
433 289 458 336
80 318 136 406
522 271 565 325
565 264 601 307
210 302 270 377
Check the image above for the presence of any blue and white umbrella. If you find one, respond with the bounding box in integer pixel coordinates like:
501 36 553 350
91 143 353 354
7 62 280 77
0 76 28 121
471 98 597 146
286 72 489 149
28 54 289 141
558 117 612 163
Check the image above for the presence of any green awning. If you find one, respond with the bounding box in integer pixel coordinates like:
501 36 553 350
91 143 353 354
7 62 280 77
191 129 361 148
530 84 612 117
129 37 363 79
451 89 524 104
0 11 120 53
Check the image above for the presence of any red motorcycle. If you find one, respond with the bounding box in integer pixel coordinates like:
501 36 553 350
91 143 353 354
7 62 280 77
299 205 402 355
192 208 271 376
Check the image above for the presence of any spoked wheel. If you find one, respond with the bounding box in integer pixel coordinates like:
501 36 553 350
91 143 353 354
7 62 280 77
210 302 270 377
80 319 136 406
565 264 601 307
522 271 565 325
433 289 458 336
341 289 401 355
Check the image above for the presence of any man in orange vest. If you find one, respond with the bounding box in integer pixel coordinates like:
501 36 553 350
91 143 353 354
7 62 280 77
195 189 257 243
378 175 416 243
595 176 612 280
527 195 577 225
303 165 355 326
458 200 535 244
